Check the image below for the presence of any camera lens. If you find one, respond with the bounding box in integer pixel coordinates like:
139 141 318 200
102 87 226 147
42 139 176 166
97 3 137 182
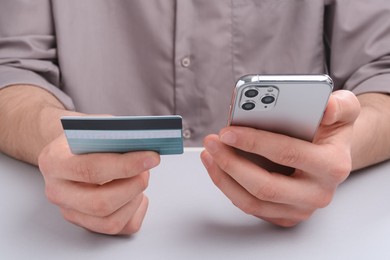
241 101 256 111
244 89 258 98
261 95 275 104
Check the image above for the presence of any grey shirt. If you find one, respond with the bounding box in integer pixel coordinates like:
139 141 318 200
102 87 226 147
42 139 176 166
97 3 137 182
1 0 390 146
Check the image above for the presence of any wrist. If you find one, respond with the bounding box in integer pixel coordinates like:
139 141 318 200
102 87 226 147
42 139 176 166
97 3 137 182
0 85 82 165
38 105 83 154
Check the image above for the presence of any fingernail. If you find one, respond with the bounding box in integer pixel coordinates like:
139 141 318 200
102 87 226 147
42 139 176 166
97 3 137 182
220 131 237 145
143 156 159 169
204 139 218 154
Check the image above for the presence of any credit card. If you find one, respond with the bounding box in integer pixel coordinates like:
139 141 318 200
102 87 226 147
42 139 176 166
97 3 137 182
61 115 183 155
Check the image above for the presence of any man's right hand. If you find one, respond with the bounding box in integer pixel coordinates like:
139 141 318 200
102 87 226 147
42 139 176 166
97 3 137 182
0 85 162 235
38 134 160 235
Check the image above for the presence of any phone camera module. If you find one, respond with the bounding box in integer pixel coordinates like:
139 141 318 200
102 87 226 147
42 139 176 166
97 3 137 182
261 95 275 104
244 89 259 98
241 101 256 111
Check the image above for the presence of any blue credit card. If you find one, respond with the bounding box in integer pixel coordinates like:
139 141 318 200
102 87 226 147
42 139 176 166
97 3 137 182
61 115 183 155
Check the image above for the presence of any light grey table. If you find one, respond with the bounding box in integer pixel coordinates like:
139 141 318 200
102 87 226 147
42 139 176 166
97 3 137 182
1 149 389 260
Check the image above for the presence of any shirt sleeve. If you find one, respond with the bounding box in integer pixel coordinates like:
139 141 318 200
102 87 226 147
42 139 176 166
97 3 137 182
0 0 75 110
325 1 390 95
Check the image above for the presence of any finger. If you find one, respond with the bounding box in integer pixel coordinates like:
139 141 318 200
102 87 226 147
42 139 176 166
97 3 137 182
314 90 360 149
219 127 351 184
217 127 329 175
203 135 333 208
46 171 149 217
119 195 149 235
260 216 302 228
40 138 160 184
321 90 360 126
201 150 315 222
61 194 148 235
68 151 159 183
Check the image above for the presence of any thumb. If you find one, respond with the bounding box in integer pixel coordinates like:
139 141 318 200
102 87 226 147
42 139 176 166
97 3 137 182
321 90 361 126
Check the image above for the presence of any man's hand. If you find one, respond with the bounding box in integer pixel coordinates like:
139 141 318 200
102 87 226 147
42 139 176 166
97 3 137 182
201 90 360 227
0 85 163 235
38 134 160 235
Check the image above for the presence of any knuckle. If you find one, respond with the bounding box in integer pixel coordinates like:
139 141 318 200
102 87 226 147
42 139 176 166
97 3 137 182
217 155 235 173
135 172 150 191
209 170 223 187
104 219 125 235
312 190 334 208
295 211 313 222
318 194 333 208
122 196 148 235
253 183 279 202
277 145 302 166
95 201 116 218
125 220 143 234
45 184 60 205
73 161 101 184
90 196 114 217
243 133 258 153
234 197 261 216
101 219 127 235
61 209 77 224
329 161 352 184
325 148 352 184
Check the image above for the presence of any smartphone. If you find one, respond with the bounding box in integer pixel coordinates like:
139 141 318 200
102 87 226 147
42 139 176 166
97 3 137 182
228 74 333 174
228 74 333 141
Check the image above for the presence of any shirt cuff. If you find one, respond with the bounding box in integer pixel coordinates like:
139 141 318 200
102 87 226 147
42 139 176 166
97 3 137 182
348 73 390 96
0 67 75 110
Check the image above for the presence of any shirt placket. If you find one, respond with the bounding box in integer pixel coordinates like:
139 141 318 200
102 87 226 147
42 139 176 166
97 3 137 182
174 1 197 144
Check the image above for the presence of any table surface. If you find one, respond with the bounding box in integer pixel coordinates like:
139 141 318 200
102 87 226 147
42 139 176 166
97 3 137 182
1 149 390 260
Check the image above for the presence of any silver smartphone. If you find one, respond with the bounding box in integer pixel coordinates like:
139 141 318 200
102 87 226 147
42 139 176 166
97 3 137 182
228 74 333 174
228 74 333 141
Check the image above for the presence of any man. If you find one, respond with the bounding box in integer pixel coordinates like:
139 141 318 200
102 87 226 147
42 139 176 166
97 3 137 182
1 1 390 235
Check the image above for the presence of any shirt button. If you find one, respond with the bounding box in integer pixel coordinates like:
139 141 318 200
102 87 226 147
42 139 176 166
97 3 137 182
181 56 191 68
182 128 192 139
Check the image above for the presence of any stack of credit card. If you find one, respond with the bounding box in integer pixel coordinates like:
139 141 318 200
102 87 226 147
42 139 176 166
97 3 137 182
61 115 183 155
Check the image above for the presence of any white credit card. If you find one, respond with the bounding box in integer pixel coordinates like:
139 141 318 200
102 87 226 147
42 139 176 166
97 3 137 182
61 115 183 155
